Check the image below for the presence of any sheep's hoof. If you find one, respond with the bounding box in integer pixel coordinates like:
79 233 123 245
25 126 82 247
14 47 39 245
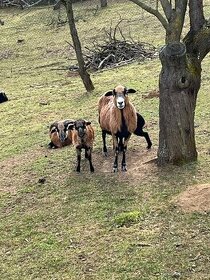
76 167 80 173
103 152 108 157
147 144 152 150
121 166 127 172
113 167 118 173
90 167 95 173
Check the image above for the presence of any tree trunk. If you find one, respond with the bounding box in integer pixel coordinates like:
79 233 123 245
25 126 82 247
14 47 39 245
100 0 107 8
66 0 94 92
158 42 201 165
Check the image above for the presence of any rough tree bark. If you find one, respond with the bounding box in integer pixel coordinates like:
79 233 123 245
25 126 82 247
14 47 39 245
64 0 94 92
129 0 210 165
158 42 201 164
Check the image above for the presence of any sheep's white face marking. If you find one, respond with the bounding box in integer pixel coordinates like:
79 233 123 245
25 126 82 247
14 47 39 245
116 96 125 109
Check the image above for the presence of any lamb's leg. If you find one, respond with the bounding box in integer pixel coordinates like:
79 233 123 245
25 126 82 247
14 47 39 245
102 130 108 156
86 147 94 172
76 148 82 172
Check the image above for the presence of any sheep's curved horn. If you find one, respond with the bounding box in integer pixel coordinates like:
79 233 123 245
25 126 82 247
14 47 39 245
49 122 58 132
64 119 75 126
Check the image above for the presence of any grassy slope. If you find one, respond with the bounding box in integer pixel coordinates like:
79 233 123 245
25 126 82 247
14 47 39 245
0 1 210 279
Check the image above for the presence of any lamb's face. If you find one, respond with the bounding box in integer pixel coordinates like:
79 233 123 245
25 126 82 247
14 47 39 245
74 120 86 138
74 120 91 138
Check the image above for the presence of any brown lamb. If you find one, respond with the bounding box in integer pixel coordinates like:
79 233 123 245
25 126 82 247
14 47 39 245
70 119 95 173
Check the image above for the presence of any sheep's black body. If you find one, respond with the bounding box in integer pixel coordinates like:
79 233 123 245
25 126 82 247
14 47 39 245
0 91 8 103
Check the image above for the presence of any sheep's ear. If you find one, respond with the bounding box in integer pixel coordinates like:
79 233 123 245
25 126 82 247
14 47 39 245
85 121 91 126
104 90 113 97
127 88 136 94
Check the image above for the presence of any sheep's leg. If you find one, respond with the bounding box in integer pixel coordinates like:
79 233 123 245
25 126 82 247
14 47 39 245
48 141 58 149
118 137 123 152
102 130 108 156
113 136 119 172
144 132 152 149
76 148 82 172
86 147 94 172
136 131 152 149
121 135 131 171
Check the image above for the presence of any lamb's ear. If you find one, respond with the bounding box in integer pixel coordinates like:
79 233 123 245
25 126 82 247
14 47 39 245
85 121 91 126
104 90 113 96
127 88 136 94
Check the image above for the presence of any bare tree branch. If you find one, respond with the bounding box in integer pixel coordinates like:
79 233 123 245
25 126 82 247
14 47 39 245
160 0 172 21
2 0 45 8
188 0 205 32
175 0 188 22
129 0 169 31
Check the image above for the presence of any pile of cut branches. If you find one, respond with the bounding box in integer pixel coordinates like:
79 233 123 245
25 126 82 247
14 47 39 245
67 19 157 72
84 39 157 70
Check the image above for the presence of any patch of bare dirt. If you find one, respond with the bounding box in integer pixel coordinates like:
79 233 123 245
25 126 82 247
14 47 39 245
0 49 14 60
0 139 158 194
0 146 48 194
93 143 158 183
172 184 210 213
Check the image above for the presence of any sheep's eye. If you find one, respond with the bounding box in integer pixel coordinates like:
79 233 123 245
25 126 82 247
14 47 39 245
51 128 57 133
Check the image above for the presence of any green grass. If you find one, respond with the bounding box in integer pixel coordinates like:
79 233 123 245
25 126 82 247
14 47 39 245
0 1 210 279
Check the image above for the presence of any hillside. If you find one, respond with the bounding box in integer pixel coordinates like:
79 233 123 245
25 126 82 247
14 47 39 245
0 1 210 279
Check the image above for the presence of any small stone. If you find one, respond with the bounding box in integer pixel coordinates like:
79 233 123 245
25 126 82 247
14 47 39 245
172 271 181 278
38 177 46 184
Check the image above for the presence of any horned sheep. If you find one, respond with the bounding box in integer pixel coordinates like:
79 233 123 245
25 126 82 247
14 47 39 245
48 119 74 149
